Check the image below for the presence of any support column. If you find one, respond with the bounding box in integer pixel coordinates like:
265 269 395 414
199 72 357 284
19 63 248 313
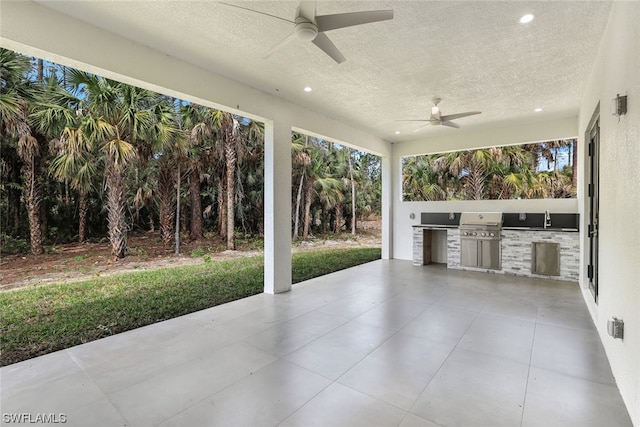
264 118 292 294
381 155 393 259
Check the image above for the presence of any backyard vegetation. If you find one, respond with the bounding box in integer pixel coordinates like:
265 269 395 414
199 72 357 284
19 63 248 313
0 247 381 366
1 49 384 367
402 140 577 201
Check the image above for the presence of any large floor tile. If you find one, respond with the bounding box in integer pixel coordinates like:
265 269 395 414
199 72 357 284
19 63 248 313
285 320 398 380
0 350 81 398
78 322 244 394
401 304 477 346
338 335 454 409
1 370 106 415
279 383 407 427
536 299 596 331
480 294 538 321
434 287 491 312
243 311 349 356
399 413 443 427
107 342 277 427
457 313 535 363
158 360 331 427
58 399 129 427
353 296 431 330
317 290 391 319
411 348 529 427
522 367 633 427
531 323 614 384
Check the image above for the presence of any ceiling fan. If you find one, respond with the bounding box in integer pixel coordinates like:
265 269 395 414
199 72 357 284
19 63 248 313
219 1 393 64
400 97 481 130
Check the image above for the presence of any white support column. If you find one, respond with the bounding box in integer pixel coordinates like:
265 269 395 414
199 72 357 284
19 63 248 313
381 155 393 259
264 118 292 294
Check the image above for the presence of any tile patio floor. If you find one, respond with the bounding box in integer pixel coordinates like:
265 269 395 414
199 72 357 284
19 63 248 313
0 260 633 427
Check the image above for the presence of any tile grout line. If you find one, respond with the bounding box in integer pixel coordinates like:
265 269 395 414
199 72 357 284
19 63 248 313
519 314 539 427
65 349 132 426
404 292 487 419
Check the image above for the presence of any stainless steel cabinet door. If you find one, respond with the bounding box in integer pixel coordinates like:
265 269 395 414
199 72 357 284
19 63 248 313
460 239 479 267
480 240 501 270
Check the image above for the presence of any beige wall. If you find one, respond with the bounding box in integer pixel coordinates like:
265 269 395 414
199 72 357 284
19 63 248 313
578 3 640 424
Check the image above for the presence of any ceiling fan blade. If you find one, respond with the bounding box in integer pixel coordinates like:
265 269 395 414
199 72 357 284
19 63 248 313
312 33 346 63
218 2 294 24
413 123 432 132
396 119 430 122
316 10 394 32
440 111 481 121
441 121 461 129
264 32 298 58
299 1 317 21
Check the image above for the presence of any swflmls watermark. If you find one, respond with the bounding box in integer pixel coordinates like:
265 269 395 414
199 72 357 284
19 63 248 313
2 413 67 424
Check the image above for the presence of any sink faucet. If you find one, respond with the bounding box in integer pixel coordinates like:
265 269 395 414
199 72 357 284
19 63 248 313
544 210 552 228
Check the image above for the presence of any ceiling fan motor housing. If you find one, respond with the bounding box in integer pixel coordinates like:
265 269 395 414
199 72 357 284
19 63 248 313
295 19 318 41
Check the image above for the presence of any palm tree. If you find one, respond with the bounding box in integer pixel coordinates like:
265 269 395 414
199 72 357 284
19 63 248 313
148 99 185 250
48 127 97 242
209 110 239 250
68 70 154 259
31 72 99 243
181 103 209 241
292 133 311 239
1 49 45 254
235 118 264 235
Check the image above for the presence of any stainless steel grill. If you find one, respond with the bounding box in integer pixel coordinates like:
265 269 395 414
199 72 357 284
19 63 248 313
459 212 503 240
459 212 503 270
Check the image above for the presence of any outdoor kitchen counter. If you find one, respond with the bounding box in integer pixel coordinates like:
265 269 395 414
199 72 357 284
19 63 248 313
502 226 578 232
414 226 580 282
499 229 580 281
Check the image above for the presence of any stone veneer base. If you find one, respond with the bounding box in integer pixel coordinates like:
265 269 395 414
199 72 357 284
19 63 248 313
413 226 580 282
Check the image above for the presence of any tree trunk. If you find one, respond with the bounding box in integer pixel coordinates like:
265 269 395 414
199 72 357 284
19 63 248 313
293 173 304 239
348 150 356 235
189 168 203 240
225 130 237 250
37 59 44 81
303 180 313 239
106 161 128 259
158 162 175 250
39 199 48 242
22 152 43 255
334 203 343 233
175 162 181 254
78 190 89 243
218 177 227 240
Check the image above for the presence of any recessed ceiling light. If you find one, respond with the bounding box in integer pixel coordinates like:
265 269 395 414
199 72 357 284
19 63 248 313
519 14 534 24
303 86 312 92
395 131 400 134
534 108 543 112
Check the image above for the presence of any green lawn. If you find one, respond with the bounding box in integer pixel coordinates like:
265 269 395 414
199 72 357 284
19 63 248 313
0 247 380 366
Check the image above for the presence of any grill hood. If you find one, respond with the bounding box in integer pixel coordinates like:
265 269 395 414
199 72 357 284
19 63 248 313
459 212 503 227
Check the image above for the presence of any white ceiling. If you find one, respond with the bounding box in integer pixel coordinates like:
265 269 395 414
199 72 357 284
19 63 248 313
37 0 612 142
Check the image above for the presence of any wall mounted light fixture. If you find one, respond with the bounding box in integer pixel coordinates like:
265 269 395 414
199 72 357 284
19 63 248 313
611 94 627 116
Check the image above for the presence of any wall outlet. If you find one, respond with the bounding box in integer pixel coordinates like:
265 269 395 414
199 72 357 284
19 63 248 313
607 317 624 340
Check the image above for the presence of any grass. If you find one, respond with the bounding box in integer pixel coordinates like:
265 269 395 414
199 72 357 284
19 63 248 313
0 247 380 366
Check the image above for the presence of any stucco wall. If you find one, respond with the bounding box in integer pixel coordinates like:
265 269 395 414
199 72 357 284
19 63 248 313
578 3 640 424
391 117 579 261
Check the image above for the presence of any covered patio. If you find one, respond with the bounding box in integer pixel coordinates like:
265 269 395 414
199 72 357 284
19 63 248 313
1 1 639 425
1 261 632 426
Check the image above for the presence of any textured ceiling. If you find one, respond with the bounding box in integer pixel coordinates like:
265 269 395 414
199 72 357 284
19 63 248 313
37 0 612 142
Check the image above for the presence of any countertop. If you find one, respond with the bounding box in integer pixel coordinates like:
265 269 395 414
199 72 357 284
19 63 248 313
413 224 578 232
